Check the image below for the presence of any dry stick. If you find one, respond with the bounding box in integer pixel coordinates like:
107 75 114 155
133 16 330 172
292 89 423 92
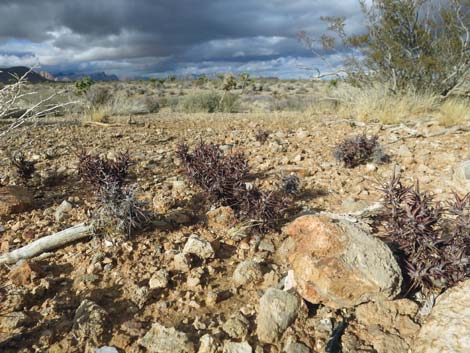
0 223 93 265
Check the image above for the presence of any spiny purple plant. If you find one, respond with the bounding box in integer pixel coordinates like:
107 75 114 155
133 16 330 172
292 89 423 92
177 141 291 231
380 173 469 294
77 151 147 236
77 150 131 192
334 133 387 168
177 141 249 206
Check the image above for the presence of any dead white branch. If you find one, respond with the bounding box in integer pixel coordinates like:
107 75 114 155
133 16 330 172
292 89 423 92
0 67 77 138
0 223 92 265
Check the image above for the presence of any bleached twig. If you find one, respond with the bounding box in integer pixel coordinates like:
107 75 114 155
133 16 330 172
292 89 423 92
0 223 92 265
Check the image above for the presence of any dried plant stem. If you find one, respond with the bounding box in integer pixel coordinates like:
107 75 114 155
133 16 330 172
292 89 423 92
0 223 92 265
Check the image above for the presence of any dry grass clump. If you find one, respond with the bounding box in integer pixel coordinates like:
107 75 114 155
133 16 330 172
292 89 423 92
77 151 148 236
177 141 290 231
333 134 388 168
334 82 438 123
380 173 469 295
437 98 470 127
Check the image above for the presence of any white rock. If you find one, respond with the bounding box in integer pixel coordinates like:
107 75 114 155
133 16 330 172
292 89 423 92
414 280 470 353
233 260 263 286
149 269 170 289
139 323 195 353
198 334 218 353
256 288 300 344
223 341 252 353
55 200 73 222
94 347 119 353
183 234 214 259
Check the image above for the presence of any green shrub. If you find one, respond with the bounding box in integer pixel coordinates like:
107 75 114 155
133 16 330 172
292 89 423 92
178 91 239 113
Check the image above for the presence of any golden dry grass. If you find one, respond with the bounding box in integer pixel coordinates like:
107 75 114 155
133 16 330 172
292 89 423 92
437 98 470 127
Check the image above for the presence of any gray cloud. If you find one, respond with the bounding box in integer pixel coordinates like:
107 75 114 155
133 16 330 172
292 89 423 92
0 0 364 77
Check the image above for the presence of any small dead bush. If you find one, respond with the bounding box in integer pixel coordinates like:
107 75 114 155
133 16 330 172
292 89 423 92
380 173 469 295
333 134 387 168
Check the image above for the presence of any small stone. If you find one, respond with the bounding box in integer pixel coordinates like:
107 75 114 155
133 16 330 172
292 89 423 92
256 288 300 344
183 234 215 259
54 200 73 222
73 300 109 345
149 269 170 289
139 323 195 353
94 347 119 353
366 163 377 171
0 186 34 216
132 286 150 309
222 313 250 339
206 206 237 231
223 341 252 353
284 342 311 353
198 334 218 353
452 160 470 193
173 253 190 272
233 260 263 286
258 239 275 252
8 261 36 285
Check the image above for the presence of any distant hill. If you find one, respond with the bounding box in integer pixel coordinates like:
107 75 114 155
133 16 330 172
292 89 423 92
50 71 119 82
0 66 50 84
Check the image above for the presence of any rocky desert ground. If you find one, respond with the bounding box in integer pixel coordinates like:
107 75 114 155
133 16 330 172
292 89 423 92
0 79 469 353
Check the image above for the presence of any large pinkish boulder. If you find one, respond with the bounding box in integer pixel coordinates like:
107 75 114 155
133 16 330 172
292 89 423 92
285 215 402 308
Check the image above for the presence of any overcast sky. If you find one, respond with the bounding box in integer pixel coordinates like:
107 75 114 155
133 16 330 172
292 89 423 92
0 0 365 78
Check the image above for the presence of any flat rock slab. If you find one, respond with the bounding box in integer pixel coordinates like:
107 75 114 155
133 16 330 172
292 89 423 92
285 215 402 308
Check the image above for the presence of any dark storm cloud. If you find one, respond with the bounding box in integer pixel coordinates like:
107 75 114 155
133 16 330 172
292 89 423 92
0 0 364 77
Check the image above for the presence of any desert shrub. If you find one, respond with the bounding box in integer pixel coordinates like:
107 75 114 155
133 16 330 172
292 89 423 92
177 141 290 230
380 174 469 294
75 77 95 95
77 151 147 236
86 86 112 107
9 152 36 183
300 0 470 96
333 134 387 168
179 92 220 113
178 91 239 113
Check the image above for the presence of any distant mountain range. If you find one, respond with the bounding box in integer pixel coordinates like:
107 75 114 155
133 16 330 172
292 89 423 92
0 66 119 83
49 71 119 82
0 66 50 83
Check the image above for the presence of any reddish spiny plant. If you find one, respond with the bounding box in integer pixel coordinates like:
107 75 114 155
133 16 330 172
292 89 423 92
77 150 131 192
333 134 387 168
380 173 469 294
177 141 291 231
177 141 249 206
